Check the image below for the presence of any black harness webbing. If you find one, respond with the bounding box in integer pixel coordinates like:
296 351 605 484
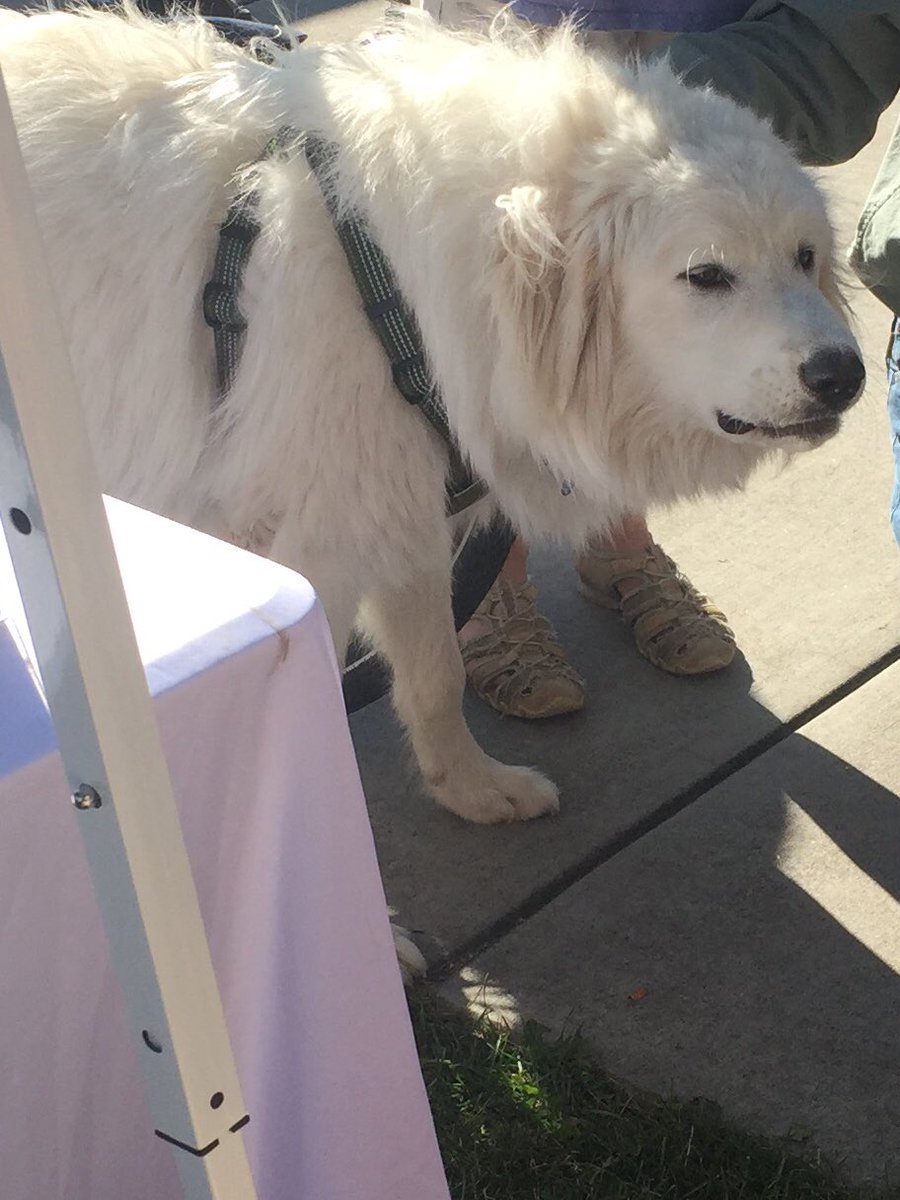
203 126 487 515
202 204 260 394
203 127 296 394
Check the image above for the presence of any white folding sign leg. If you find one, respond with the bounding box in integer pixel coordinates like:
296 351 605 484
0 68 257 1200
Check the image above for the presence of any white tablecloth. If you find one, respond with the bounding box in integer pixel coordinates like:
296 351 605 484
0 498 449 1200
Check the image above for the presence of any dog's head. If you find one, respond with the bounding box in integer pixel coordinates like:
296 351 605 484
615 87 864 451
487 50 863 504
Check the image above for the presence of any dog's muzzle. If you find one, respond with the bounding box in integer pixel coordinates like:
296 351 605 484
717 345 865 442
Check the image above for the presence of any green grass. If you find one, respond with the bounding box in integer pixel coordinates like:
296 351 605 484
409 990 888 1200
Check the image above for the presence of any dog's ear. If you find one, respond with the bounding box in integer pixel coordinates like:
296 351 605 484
489 184 620 418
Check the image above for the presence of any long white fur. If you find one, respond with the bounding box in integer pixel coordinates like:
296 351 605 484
0 7 859 826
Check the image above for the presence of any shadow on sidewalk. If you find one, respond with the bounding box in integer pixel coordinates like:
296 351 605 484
350 551 900 1183
433 732 900 1185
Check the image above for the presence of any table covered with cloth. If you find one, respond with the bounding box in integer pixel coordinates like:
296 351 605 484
0 497 449 1200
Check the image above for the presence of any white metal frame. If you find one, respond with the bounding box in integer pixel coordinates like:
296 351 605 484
0 66 257 1200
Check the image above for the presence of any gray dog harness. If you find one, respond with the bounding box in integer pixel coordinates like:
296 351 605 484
203 125 487 515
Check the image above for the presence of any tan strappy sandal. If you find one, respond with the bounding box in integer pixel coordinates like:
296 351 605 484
576 542 735 675
460 578 585 719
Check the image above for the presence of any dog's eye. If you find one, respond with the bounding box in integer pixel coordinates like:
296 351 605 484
796 243 816 272
678 263 735 292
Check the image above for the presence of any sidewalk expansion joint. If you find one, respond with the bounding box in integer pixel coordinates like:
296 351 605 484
428 641 900 983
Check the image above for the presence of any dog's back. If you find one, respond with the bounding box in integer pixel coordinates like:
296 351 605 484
0 11 303 520
0 10 455 597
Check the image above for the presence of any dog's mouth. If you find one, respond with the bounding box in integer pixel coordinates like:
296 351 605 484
716 410 841 442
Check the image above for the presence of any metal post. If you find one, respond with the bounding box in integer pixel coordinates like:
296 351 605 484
0 65 258 1200
418 0 447 22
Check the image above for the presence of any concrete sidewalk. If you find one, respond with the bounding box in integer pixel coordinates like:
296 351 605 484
296 2 900 1183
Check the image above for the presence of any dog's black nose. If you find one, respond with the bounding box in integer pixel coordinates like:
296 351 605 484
798 347 865 411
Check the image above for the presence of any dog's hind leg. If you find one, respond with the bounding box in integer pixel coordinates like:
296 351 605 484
361 571 560 824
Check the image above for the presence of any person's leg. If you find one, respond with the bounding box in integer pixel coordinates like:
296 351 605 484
459 510 736 720
885 319 900 547
890 397 900 547
458 534 529 642
458 535 585 719
576 515 736 675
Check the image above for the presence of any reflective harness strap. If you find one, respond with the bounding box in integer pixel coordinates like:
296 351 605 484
303 132 486 514
203 126 296 395
203 126 488 515
202 203 260 395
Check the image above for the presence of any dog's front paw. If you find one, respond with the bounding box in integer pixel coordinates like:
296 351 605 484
391 919 427 986
431 759 559 824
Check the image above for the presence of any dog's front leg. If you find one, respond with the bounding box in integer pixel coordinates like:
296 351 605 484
363 571 560 824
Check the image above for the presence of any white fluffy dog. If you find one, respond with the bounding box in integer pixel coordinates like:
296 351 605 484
0 7 863 825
